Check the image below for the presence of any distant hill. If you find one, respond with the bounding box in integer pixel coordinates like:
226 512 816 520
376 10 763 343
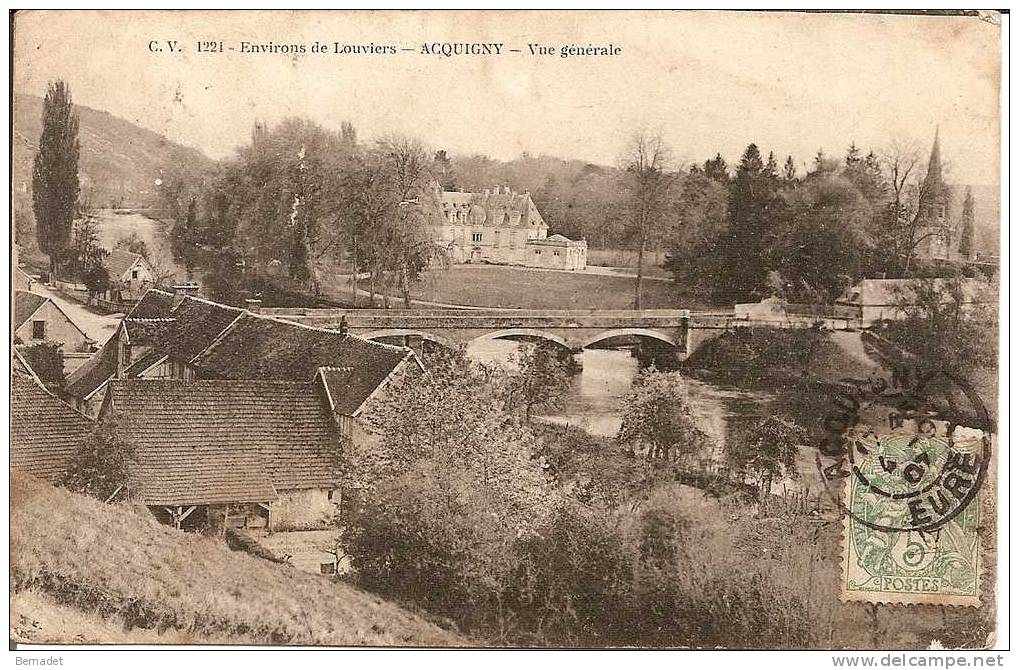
13 93 214 212
10 471 466 646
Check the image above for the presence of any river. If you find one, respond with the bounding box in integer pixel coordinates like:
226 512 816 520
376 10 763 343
467 339 822 494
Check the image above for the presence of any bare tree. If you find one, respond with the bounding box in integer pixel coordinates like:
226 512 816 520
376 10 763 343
880 140 954 273
881 139 919 213
621 131 676 309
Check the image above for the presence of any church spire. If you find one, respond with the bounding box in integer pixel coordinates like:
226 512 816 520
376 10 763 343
924 125 942 189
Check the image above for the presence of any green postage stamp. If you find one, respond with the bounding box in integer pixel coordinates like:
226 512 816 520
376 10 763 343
824 368 993 608
841 430 985 607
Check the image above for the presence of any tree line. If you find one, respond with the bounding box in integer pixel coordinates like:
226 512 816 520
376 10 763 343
160 119 451 307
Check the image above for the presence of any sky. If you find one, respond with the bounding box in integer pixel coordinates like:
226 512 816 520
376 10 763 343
12 10 1002 185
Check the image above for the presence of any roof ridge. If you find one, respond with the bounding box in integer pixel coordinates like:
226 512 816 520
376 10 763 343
253 312 411 353
173 293 246 314
113 378 316 385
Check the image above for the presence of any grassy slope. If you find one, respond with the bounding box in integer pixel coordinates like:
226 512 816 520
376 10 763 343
402 265 712 310
10 473 466 646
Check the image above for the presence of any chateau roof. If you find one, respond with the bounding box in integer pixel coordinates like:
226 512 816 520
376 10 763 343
105 379 339 506
435 185 545 229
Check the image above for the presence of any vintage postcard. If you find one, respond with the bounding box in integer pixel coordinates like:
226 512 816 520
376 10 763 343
8 9 1004 654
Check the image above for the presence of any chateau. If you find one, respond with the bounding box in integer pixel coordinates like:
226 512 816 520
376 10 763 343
427 183 588 271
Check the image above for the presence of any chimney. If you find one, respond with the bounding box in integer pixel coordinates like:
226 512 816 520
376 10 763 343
173 282 199 297
483 189 490 196
245 298 262 313
172 282 200 308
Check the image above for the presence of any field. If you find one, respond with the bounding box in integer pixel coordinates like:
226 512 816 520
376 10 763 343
403 265 711 310
10 472 466 646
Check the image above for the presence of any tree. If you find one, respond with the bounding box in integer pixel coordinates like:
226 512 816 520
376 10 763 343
703 153 729 183
617 369 709 462
958 187 975 259
82 265 111 303
32 80 80 277
621 131 676 309
19 342 65 388
718 143 784 301
68 205 107 281
433 149 457 190
115 232 150 259
507 342 572 420
663 168 728 285
774 173 869 301
782 155 798 183
726 415 805 497
63 411 137 502
883 275 997 378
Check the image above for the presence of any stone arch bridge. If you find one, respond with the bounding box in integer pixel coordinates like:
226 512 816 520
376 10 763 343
259 307 749 359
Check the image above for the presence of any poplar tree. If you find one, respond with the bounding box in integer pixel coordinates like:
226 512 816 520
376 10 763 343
32 80 80 277
958 187 975 259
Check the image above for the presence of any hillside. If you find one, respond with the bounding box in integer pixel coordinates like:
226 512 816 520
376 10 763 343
12 93 214 212
10 472 466 646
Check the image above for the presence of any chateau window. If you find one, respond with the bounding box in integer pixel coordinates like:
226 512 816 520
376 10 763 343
472 232 483 243
535 249 541 255
553 251 560 256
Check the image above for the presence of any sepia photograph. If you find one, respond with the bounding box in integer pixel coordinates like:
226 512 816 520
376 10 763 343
7 8 1006 659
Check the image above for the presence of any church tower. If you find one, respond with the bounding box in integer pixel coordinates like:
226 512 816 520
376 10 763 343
915 128 951 260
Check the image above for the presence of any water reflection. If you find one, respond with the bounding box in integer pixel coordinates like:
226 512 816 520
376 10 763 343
467 339 640 438
465 338 819 493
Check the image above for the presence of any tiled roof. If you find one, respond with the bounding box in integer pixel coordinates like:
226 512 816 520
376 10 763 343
122 349 165 377
13 290 48 329
160 296 243 363
192 314 409 386
12 363 93 483
64 335 119 399
104 249 146 279
126 289 175 319
317 358 408 416
122 318 174 347
107 379 339 506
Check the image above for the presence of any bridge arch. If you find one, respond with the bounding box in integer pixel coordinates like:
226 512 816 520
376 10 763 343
580 328 680 350
470 328 573 351
362 329 459 351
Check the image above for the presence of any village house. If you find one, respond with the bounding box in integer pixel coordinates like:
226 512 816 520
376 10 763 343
13 289 93 352
102 248 155 301
835 278 991 326
63 289 421 449
427 183 588 270
99 379 341 534
11 350 93 484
